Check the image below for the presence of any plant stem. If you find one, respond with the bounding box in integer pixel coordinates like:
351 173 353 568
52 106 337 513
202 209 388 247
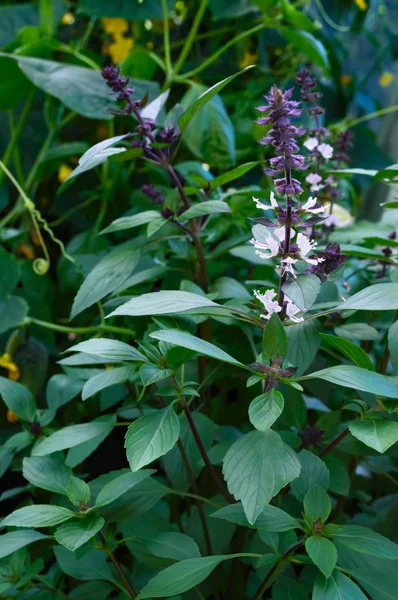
0 89 36 188
177 392 235 504
318 427 350 458
24 316 135 338
157 395 214 557
175 22 265 80
174 0 209 75
347 104 398 129
161 0 172 80
97 531 137 599
252 540 303 600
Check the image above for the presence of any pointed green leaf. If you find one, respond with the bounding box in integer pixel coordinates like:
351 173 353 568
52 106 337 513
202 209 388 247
100 211 163 235
222 430 301 524
304 486 332 523
0 530 49 559
179 200 231 220
95 470 155 508
337 283 398 311
125 405 180 471
299 365 398 398
349 419 398 453
290 450 329 502
55 516 104 551
262 313 287 359
2 505 75 528
107 291 219 318
140 532 201 561
149 329 245 367
32 421 115 456
313 571 367 600
66 338 147 363
320 334 375 371
306 536 337 578
283 274 321 312
71 246 140 318
248 389 284 432
0 377 36 422
23 456 72 495
67 476 91 508
331 525 398 559
211 502 300 532
82 366 134 401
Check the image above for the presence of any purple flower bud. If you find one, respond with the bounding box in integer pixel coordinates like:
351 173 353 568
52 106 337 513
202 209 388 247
299 425 325 449
334 130 354 164
141 184 164 205
306 243 348 281
159 127 179 145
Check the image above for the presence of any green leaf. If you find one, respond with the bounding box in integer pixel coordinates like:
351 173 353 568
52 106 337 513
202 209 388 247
304 486 332 523
331 525 398 559
0 377 36 422
95 470 155 509
0 530 49 559
388 320 398 375
283 274 321 312
100 211 163 235
281 29 330 73
140 532 201 561
179 65 254 135
125 405 180 471
54 547 116 583
0 296 29 334
55 516 105 551
180 83 236 170
179 200 231 220
32 421 115 456
209 162 260 190
149 329 245 368
299 365 398 398
306 536 337 578
46 374 84 411
0 247 20 295
290 450 329 502
0 56 34 110
280 0 317 32
222 430 301 524
320 334 375 371
23 456 72 495
163 413 216 491
349 419 398 453
65 416 116 468
107 291 219 318
71 246 140 318
345 567 396 600
248 389 284 432
67 476 91 507
211 502 301 532
66 338 147 363
1 54 159 120
2 505 75 528
334 323 379 341
212 277 251 300
313 571 367 600
82 366 134 401
337 283 398 311
286 319 321 376
136 555 231 599
262 313 288 359
60 134 130 191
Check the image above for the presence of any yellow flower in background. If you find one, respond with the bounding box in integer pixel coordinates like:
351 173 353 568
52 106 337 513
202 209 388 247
239 51 258 69
340 74 352 86
58 164 73 183
379 72 394 88
61 12 75 26
0 353 20 382
102 18 134 64
7 409 19 423
354 0 367 10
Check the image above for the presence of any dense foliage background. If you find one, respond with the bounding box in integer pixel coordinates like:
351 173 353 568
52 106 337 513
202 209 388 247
1 1 398 599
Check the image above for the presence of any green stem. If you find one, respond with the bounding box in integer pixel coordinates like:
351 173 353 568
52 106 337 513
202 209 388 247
252 540 304 600
24 317 135 338
347 104 398 129
161 0 172 79
175 22 265 80
75 17 96 52
174 0 209 75
0 89 36 188
166 488 222 509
